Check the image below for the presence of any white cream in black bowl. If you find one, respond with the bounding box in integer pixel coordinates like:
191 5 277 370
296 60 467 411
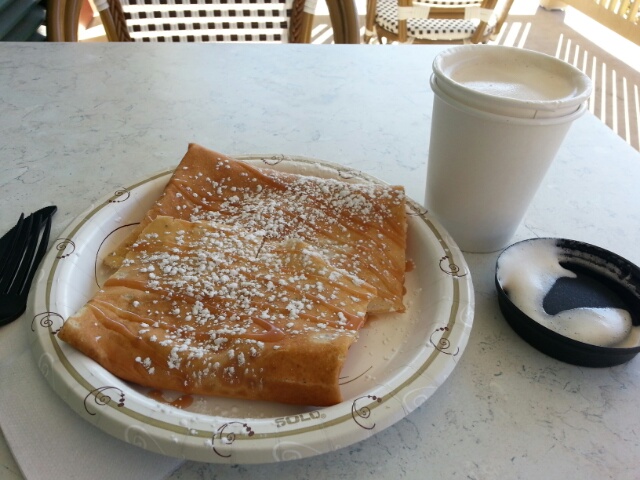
495 238 640 367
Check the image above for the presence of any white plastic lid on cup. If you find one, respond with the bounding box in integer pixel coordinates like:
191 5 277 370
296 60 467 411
433 45 593 119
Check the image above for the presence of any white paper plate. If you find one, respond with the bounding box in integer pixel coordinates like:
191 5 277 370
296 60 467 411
29 155 474 464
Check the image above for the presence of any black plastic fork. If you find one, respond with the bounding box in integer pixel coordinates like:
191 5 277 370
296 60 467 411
0 206 57 326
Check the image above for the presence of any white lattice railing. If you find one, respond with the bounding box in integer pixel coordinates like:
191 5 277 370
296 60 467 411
562 0 640 44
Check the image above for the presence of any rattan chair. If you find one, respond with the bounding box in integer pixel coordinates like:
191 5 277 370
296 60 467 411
64 0 359 43
364 0 514 44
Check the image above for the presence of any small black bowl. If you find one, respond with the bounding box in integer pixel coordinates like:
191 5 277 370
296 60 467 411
495 238 640 367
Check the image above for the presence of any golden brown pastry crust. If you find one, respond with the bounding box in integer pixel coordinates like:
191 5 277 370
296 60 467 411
59 217 377 406
105 144 407 313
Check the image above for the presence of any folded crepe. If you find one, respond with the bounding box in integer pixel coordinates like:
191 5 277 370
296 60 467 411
105 144 407 313
58 217 377 406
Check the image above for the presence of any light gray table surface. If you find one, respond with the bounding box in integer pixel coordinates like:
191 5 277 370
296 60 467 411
1 43 640 479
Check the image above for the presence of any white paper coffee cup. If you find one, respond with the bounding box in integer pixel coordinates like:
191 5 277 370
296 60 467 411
425 46 592 253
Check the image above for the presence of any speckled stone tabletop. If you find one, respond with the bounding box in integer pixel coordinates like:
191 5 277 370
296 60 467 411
1 43 639 480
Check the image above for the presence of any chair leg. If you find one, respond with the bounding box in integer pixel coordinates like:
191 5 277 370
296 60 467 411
100 0 132 41
47 0 65 40
64 0 83 41
364 0 377 43
493 0 516 36
326 0 360 44
290 0 310 43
